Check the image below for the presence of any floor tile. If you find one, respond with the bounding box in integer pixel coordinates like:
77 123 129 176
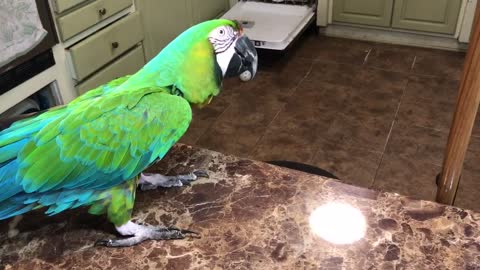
252 101 335 163
195 93 286 158
294 35 371 65
396 98 455 132
327 113 393 152
307 62 408 98
354 67 408 97
373 154 440 201
403 74 459 104
311 140 383 188
252 122 329 164
454 171 480 211
412 50 465 80
365 47 415 73
384 123 448 166
306 61 360 87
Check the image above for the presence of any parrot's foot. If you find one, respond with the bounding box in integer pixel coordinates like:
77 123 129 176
139 170 209 190
95 221 200 247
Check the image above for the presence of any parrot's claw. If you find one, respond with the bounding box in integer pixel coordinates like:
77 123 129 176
192 169 209 179
139 170 209 189
95 222 200 247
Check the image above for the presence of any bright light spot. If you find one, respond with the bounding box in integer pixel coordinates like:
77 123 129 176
309 202 366 245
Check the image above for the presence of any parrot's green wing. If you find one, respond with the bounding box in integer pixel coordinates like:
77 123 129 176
0 86 191 223
17 87 191 193
70 76 131 105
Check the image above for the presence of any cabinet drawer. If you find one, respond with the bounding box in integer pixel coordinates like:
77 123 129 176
69 12 144 80
77 45 145 95
52 0 91 13
57 0 132 40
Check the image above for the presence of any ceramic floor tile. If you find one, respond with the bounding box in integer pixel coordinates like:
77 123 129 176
365 47 415 73
326 113 394 152
195 94 286 158
294 80 401 116
403 74 459 104
354 67 408 97
252 104 335 163
306 61 360 87
311 140 383 188
464 145 480 176
384 123 448 166
307 62 408 98
294 35 371 65
180 85 236 145
454 171 480 212
396 98 455 132
412 50 465 80
258 52 314 82
180 105 229 145
292 79 399 152
373 154 440 201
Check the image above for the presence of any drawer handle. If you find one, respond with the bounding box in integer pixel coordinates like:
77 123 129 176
99 8 107 16
111 42 119 49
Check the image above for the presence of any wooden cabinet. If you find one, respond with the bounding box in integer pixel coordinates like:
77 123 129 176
137 0 192 61
56 0 132 40
332 0 463 35
333 0 394 27
77 45 145 95
392 0 463 34
68 12 144 80
137 0 229 61
192 0 229 24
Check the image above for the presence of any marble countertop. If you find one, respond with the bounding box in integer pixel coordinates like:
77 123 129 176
1 145 479 269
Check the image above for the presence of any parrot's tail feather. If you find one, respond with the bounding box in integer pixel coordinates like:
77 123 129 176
0 160 23 202
0 201 35 220
0 187 105 220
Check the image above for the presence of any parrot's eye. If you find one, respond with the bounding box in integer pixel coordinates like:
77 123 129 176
209 26 236 54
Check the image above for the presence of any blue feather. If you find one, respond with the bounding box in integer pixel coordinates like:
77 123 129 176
0 138 28 164
0 160 22 202
0 201 35 220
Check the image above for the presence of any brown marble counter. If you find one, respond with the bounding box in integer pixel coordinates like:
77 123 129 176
1 144 479 269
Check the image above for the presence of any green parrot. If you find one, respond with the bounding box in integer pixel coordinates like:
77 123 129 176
0 19 257 247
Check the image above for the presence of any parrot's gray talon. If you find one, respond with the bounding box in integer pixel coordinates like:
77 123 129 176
192 169 209 178
96 222 201 247
94 239 113 247
139 170 209 189
139 183 157 191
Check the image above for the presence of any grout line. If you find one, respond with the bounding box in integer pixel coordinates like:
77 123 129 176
248 61 315 159
363 48 372 65
410 56 417 71
370 76 408 188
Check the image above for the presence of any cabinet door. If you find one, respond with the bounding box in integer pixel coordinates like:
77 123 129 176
137 0 193 61
192 0 229 24
333 0 394 27
392 0 462 34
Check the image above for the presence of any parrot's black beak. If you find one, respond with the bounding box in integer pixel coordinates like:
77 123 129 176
225 35 258 80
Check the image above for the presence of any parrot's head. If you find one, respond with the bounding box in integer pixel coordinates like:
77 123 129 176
150 19 258 107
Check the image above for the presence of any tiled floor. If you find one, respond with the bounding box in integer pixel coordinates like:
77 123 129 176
180 31 480 211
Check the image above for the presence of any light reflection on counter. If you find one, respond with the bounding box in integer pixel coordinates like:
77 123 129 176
309 202 367 245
